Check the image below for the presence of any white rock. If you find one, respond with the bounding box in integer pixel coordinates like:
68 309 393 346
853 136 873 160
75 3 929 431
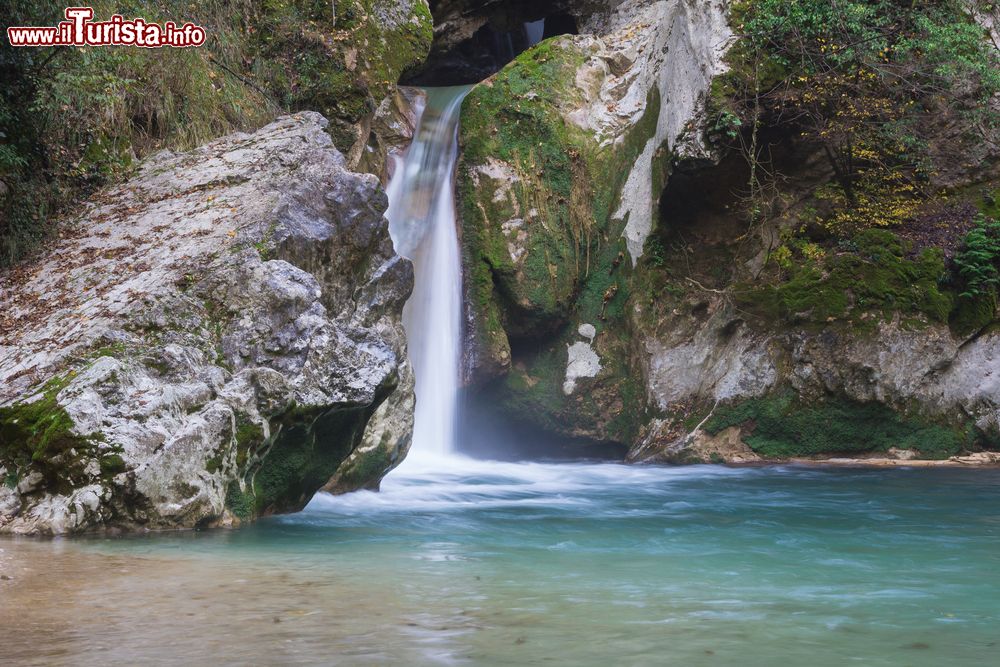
564 341 603 395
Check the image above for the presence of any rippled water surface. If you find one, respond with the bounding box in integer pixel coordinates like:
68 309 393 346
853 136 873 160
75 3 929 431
3 461 1000 665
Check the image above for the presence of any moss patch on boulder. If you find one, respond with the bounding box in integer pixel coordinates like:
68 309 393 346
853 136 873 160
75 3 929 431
705 389 972 460
225 401 379 519
736 229 952 329
0 374 110 493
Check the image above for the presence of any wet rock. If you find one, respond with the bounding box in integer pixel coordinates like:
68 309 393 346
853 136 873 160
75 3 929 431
458 0 734 446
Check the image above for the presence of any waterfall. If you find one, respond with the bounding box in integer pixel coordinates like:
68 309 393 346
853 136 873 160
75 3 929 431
524 20 545 47
386 86 471 463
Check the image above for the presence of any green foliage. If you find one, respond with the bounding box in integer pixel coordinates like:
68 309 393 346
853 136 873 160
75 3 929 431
945 214 1000 334
716 0 1000 234
705 389 968 459
1 1 276 266
1 0 432 267
949 291 998 337
233 415 266 468
225 481 256 521
953 216 1000 298
643 235 667 268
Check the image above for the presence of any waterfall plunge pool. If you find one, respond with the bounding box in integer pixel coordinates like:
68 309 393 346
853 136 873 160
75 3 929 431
3 462 1000 666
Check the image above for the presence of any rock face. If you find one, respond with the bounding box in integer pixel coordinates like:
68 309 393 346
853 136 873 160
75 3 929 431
360 86 427 182
457 0 1000 463
628 302 1000 463
0 113 413 534
274 0 434 171
457 0 733 444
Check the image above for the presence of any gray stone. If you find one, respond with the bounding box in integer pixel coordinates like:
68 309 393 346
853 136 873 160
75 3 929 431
0 112 413 534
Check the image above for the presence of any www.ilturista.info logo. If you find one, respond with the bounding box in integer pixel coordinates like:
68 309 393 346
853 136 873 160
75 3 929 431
7 7 206 48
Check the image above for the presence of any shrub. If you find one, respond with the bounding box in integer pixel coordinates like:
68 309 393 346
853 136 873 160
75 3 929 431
953 216 1000 298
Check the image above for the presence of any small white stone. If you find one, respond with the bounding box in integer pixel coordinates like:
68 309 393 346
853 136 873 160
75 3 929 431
563 341 602 395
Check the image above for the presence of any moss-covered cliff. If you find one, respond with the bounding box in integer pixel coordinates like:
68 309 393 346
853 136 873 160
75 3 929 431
456 0 1000 462
457 0 733 446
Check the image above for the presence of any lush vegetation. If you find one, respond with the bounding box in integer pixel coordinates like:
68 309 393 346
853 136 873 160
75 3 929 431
954 215 1000 298
716 0 999 228
705 0 1000 334
0 0 430 267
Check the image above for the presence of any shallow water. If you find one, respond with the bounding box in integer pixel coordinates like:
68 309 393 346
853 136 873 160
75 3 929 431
3 461 1000 665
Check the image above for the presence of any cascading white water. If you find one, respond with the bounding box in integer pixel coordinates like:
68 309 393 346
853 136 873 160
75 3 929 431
386 86 471 464
524 19 545 46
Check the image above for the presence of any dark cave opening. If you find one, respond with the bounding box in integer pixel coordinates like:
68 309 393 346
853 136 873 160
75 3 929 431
654 127 826 288
457 389 628 462
404 4 579 86
543 13 578 39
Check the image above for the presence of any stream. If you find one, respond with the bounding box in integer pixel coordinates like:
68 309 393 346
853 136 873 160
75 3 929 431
2 464 1000 665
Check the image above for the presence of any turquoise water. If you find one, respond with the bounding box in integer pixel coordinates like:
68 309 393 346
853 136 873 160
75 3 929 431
4 461 1000 665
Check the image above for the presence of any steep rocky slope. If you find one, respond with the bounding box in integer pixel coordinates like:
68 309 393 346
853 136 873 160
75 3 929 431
456 0 1000 462
0 113 413 534
2 0 433 267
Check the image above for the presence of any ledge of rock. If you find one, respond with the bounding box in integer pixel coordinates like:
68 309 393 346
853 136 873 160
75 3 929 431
0 112 413 535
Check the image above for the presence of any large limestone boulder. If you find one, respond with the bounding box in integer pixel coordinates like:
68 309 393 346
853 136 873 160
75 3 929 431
0 112 413 534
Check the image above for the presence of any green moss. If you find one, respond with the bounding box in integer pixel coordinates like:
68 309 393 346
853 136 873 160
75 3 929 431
737 229 952 327
979 187 1000 220
99 453 126 477
459 40 589 327
458 37 672 445
234 418 265 448
226 397 384 519
950 290 997 337
489 330 641 445
705 389 967 459
225 481 255 522
330 445 392 492
0 375 102 493
604 372 644 444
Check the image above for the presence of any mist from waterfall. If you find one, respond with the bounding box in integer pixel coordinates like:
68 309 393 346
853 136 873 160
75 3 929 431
386 86 471 465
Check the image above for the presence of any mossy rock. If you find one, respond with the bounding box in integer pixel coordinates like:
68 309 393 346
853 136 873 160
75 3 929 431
736 229 952 328
224 397 383 519
258 0 433 152
458 36 670 445
0 375 106 494
705 389 971 460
